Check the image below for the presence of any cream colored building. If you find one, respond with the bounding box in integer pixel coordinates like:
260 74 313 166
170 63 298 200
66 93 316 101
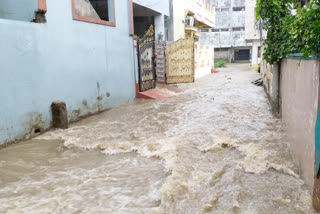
168 0 215 42
245 0 266 66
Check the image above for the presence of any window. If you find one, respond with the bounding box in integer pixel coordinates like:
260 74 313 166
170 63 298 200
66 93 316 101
0 0 47 22
232 27 245 31
258 47 261 58
212 29 220 32
221 28 229 32
201 29 210 32
72 0 115 26
232 7 245 11
221 8 230 12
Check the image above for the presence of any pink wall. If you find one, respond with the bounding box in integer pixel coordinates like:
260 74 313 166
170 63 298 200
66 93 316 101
280 58 320 193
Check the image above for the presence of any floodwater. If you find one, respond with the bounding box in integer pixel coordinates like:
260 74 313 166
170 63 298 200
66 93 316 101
0 64 316 213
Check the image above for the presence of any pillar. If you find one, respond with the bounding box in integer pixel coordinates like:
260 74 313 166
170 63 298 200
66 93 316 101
51 101 68 129
154 14 165 41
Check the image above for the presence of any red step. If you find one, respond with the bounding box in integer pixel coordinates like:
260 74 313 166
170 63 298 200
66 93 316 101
137 89 169 100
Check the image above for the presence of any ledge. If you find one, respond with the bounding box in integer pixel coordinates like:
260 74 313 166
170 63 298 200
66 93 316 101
287 53 319 60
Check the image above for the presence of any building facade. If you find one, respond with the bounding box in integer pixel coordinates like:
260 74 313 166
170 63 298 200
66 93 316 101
0 0 136 145
166 0 216 79
244 0 266 66
168 0 215 42
204 0 251 62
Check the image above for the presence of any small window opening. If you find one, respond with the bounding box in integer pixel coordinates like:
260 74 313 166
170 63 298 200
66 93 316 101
232 7 245 11
258 47 261 58
232 27 245 31
201 29 210 32
73 0 115 26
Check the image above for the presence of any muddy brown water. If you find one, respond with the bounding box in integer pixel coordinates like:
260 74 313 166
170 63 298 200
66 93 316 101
0 64 316 213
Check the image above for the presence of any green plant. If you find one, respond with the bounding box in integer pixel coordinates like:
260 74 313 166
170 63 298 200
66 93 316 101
134 35 141 41
256 0 320 64
214 59 227 68
288 0 320 58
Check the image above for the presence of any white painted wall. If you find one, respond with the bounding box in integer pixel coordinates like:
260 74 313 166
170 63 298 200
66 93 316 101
245 0 266 41
154 14 165 40
244 0 266 65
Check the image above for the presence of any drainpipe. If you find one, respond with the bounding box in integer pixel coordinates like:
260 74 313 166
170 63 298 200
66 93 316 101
271 62 280 117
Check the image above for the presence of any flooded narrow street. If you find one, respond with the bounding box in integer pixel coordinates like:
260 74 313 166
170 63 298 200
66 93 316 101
0 64 316 213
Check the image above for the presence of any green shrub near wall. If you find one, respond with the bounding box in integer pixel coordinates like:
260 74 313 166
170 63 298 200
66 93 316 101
257 0 320 64
214 59 227 68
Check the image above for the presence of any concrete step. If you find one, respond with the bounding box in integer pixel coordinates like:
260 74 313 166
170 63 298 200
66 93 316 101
156 83 183 93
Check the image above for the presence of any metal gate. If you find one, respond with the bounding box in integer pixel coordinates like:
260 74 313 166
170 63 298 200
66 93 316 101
166 37 195 84
138 25 156 92
235 49 250 61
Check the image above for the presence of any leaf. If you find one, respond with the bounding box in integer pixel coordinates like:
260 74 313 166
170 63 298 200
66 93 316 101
312 4 319 10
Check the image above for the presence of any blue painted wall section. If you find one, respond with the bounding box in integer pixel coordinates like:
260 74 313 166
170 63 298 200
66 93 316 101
0 0 136 145
0 0 38 22
316 43 320 176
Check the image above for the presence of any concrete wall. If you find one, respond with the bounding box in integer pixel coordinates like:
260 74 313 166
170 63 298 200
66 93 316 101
214 49 230 60
280 58 320 193
231 31 246 46
251 40 263 65
194 44 214 79
232 0 245 7
244 0 266 66
215 10 230 28
0 0 38 22
231 10 245 27
210 0 251 52
0 0 136 145
244 0 266 41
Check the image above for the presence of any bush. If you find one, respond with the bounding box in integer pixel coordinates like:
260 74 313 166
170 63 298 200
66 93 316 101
214 59 228 68
257 0 320 63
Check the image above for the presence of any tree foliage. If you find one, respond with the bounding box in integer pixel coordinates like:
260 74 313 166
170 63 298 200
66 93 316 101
256 0 320 64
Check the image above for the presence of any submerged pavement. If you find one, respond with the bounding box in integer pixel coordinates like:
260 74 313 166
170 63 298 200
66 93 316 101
0 63 316 213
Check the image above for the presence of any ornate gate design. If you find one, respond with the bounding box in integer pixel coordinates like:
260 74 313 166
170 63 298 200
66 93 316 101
166 37 195 84
138 25 156 92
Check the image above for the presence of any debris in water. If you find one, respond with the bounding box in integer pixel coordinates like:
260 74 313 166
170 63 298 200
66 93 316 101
252 78 263 86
